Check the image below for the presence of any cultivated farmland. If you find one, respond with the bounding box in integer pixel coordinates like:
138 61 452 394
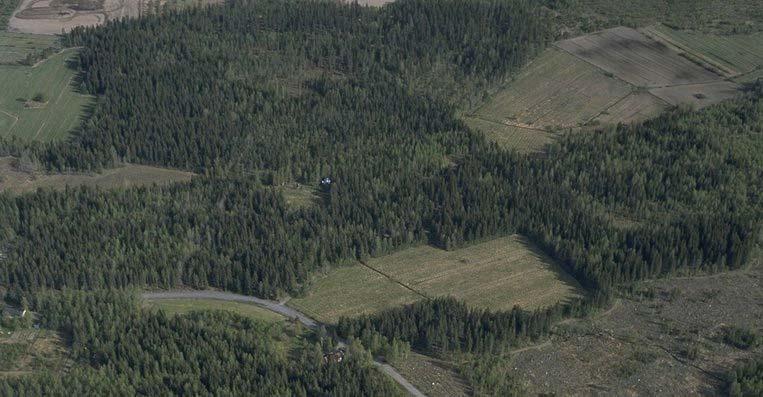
0 49 91 141
288 264 421 324
0 157 195 193
555 27 721 87
643 24 763 77
472 47 631 130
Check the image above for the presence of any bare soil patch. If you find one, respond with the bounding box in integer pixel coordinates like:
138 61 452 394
556 27 721 87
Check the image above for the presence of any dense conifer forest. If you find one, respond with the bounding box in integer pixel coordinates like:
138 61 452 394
0 0 761 394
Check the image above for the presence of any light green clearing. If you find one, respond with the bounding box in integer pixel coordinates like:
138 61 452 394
464 117 557 153
144 298 285 323
0 48 92 142
366 235 585 312
0 33 57 65
291 235 585 323
289 265 421 324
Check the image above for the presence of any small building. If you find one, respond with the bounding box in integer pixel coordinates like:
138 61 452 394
320 177 332 186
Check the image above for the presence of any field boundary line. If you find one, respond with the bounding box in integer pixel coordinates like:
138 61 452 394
359 260 431 301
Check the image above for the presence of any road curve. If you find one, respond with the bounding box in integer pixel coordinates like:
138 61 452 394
142 290 426 397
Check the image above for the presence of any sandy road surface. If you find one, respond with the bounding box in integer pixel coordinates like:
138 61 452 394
142 290 426 397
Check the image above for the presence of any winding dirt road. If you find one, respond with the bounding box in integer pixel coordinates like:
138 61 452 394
142 290 426 397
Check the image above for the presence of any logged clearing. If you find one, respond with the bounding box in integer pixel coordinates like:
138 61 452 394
390 352 469 397
463 117 557 153
643 25 763 77
472 47 631 130
277 183 319 210
649 81 740 109
0 329 69 377
144 298 285 323
593 91 668 125
366 235 584 311
0 33 56 65
556 27 721 87
288 265 421 324
0 157 195 193
0 49 92 141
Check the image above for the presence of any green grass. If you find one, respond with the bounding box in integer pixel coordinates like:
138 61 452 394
144 298 285 323
278 184 319 210
0 48 92 142
644 25 763 76
0 33 58 65
290 235 585 323
472 48 630 131
289 265 421 324
366 235 585 311
463 117 557 153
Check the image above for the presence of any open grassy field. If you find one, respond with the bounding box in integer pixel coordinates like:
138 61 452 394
472 47 631 131
144 298 285 323
288 265 421 324
366 235 584 311
291 235 584 323
0 157 195 193
463 117 557 153
556 27 721 87
0 48 92 141
735 67 763 84
0 33 57 65
643 25 763 77
593 91 668 125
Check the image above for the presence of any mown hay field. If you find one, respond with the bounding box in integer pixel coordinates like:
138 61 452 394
555 27 720 87
0 48 92 141
463 117 557 153
366 235 585 312
472 47 631 130
643 25 763 76
288 264 421 324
